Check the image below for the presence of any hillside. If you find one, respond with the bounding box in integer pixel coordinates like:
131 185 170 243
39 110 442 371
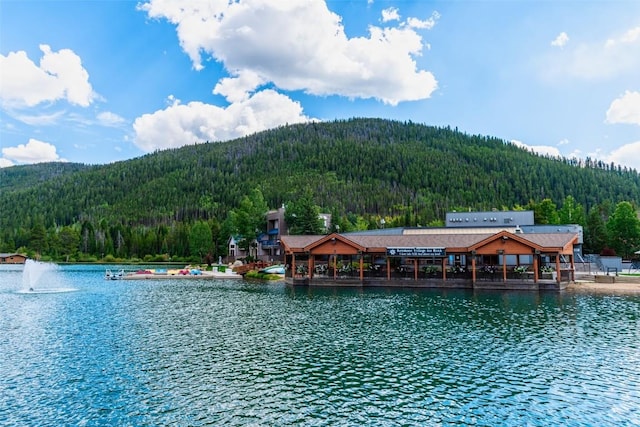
1 118 639 232
0 162 91 192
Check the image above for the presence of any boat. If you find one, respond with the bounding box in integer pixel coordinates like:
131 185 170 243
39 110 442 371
259 264 286 275
105 269 125 280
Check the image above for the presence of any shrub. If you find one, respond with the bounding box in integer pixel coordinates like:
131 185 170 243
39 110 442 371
513 265 528 274
244 271 283 280
142 254 170 263
103 254 117 263
422 265 439 274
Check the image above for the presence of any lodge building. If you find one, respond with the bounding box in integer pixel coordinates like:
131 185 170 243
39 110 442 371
280 230 578 290
0 253 28 264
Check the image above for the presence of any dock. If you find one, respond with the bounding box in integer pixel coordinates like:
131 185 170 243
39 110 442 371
107 267 243 280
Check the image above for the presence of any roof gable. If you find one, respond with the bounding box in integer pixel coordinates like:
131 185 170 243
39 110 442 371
469 230 542 254
304 233 365 254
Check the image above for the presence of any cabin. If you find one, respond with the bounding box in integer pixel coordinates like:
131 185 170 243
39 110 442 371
281 230 578 290
0 253 28 264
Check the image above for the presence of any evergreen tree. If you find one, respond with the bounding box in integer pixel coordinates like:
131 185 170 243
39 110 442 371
189 221 213 262
29 219 47 256
584 206 608 254
47 229 62 259
606 201 640 259
285 188 324 235
59 226 80 261
209 218 223 260
533 199 560 224
230 188 268 252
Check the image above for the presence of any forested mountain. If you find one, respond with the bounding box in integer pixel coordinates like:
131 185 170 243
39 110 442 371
1 118 639 260
0 162 90 193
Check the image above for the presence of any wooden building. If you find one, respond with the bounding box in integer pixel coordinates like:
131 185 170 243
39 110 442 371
281 230 578 290
0 253 28 264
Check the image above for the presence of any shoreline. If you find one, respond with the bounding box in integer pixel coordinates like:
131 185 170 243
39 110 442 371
567 273 640 294
108 269 243 280
566 281 640 294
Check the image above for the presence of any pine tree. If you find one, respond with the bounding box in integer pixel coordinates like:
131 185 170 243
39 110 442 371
606 201 640 259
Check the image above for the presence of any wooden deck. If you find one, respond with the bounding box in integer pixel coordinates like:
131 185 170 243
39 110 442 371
285 276 569 291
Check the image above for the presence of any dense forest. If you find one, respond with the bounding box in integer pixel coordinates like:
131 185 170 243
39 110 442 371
1 118 639 261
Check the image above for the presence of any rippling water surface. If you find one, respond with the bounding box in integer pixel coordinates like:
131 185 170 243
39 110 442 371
1 264 639 426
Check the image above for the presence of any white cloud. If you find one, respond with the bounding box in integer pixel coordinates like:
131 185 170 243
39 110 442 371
1 138 65 165
381 7 400 23
567 149 582 159
406 12 439 30
140 0 438 105
605 91 640 125
510 139 562 157
133 90 309 152
558 138 570 146
12 111 66 126
213 69 266 103
511 138 640 171
551 32 569 48
0 45 95 108
605 27 640 48
542 25 640 80
605 141 640 170
97 111 127 127
0 158 14 168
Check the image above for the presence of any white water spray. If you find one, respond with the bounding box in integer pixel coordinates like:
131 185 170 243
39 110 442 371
19 260 76 293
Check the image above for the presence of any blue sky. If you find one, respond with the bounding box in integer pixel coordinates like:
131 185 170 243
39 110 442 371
1 0 640 170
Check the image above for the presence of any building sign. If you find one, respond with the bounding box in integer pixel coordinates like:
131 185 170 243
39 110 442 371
386 247 446 257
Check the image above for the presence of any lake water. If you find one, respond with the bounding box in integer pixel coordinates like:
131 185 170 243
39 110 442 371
0 263 638 426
